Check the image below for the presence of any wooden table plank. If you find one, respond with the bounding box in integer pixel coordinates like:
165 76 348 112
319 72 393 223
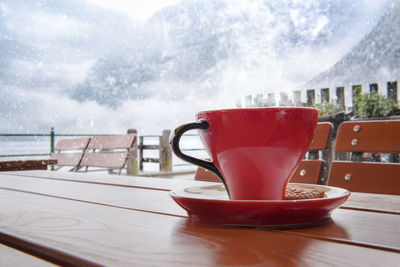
343 192 400 215
0 170 210 191
0 244 57 267
288 209 400 252
3 171 399 215
1 189 399 267
0 174 186 217
1 174 400 252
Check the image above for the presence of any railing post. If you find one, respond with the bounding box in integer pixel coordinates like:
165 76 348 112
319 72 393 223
321 88 329 103
245 95 253 107
279 92 289 106
159 129 172 172
50 127 55 154
336 87 345 110
387 81 398 103
139 136 144 171
267 93 276 107
254 94 264 107
352 85 362 114
126 129 138 175
306 89 315 107
49 127 55 171
370 83 378 93
293 90 301 106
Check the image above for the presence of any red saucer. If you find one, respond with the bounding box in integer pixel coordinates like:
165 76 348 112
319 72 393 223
170 183 350 228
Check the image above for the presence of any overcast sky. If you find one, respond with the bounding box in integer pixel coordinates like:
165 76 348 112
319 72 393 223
87 0 180 20
0 0 393 135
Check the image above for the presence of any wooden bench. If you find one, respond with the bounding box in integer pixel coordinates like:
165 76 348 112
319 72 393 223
194 122 334 184
289 122 333 184
327 120 400 195
79 134 136 175
50 137 91 171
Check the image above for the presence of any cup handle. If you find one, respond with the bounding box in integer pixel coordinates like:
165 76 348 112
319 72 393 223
170 120 230 197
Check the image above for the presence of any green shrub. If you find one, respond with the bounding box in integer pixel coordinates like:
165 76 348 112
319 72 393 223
353 91 398 118
313 99 343 116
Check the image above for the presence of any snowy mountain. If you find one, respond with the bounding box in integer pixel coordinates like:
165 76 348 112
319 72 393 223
71 0 390 107
306 0 400 88
0 0 394 133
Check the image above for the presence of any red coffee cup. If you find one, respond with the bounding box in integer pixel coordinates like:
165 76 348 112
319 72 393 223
171 107 318 200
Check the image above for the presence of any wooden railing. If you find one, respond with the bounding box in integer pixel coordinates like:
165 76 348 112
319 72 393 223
0 128 200 174
134 129 172 172
135 130 204 173
0 129 121 158
240 80 399 109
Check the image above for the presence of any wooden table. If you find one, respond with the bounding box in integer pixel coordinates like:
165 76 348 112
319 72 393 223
0 170 399 266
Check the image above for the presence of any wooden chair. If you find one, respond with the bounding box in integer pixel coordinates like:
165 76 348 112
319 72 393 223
194 122 334 184
50 137 91 171
289 122 333 184
79 134 136 175
327 120 400 195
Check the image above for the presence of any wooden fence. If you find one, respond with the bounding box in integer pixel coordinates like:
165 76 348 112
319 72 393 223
128 129 173 173
0 129 175 174
240 81 399 109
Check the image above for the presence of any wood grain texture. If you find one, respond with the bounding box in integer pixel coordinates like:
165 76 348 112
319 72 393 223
86 134 136 151
0 174 187 217
1 174 400 251
1 189 399 267
335 120 400 153
289 209 400 252
289 160 324 184
80 152 129 168
81 135 136 171
0 244 56 267
54 137 90 151
328 162 400 195
50 153 82 167
309 122 333 151
343 192 400 215
0 170 211 191
51 137 90 168
2 171 398 213
1 233 101 267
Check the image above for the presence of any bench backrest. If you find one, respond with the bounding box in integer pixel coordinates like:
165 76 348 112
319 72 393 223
333 120 400 153
86 135 136 151
54 137 91 151
80 134 136 171
289 122 333 184
327 120 400 195
308 122 333 151
51 137 90 167
289 160 325 184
